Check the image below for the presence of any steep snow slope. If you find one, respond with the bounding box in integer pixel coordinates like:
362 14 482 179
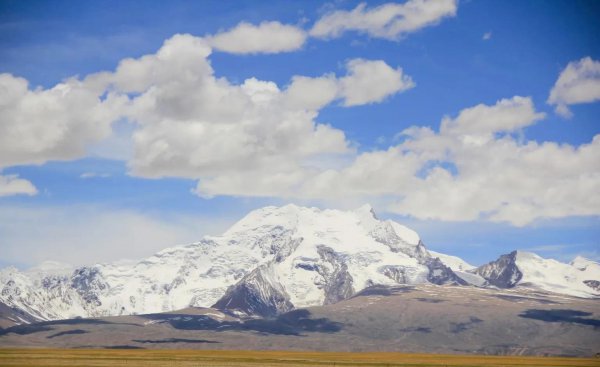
428 251 475 271
475 251 600 297
234 204 433 310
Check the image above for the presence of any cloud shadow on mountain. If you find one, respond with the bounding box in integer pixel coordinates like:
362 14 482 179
450 317 483 333
519 309 600 327
415 298 446 303
494 295 557 304
141 309 342 336
104 345 145 349
351 285 415 298
0 318 137 336
399 326 431 333
47 329 88 338
133 338 220 344
0 319 109 336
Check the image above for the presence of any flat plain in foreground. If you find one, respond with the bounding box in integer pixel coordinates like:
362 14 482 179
1 349 599 367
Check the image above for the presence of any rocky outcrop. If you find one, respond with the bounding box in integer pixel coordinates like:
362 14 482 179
474 251 522 288
315 246 354 305
71 267 109 307
213 264 293 318
426 258 468 286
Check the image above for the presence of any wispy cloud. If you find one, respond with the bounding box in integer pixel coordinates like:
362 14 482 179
310 0 458 40
80 172 111 179
0 205 235 267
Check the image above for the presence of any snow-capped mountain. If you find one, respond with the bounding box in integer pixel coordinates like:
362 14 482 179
0 204 598 323
474 250 600 297
0 204 456 320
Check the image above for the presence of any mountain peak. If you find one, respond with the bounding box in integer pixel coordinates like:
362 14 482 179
474 250 600 297
513 250 541 261
570 256 598 269
354 203 374 213
354 203 378 220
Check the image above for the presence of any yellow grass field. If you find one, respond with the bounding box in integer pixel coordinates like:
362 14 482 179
0 349 599 367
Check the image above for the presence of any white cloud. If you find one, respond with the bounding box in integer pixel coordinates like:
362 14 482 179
339 59 415 106
208 21 307 54
281 59 414 109
0 33 414 198
548 57 600 117
190 96 600 226
100 35 411 187
283 75 339 111
0 73 126 169
2 31 598 227
482 32 492 40
114 35 352 182
310 0 457 40
0 205 235 267
440 96 545 136
312 97 599 226
0 174 37 197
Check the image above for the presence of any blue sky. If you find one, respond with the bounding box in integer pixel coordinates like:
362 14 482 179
0 0 599 268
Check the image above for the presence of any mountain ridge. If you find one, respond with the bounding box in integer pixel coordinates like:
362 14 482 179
1 204 598 326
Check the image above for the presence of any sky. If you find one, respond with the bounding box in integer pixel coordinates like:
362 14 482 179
0 0 599 269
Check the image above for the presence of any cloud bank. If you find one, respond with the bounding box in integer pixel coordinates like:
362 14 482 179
1 16 599 227
197 96 599 227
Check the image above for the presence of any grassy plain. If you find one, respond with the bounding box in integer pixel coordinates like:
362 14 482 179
0 349 599 367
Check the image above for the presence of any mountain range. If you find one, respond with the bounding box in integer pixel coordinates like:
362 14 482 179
1 204 599 327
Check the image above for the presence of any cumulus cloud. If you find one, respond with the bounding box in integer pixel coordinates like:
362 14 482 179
283 75 339 111
302 97 599 226
0 174 37 197
190 96 600 226
339 59 415 106
439 96 544 136
100 35 410 185
310 0 457 40
2 30 598 227
208 21 307 54
114 35 350 182
0 73 125 168
0 32 413 197
548 57 600 117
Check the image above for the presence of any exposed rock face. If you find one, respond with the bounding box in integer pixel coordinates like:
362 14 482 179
426 258 468 286
0 301 41 328
475 251 522 288
71 267 108 307
213 264 293 317
315 246 354 305
370 222 429 262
